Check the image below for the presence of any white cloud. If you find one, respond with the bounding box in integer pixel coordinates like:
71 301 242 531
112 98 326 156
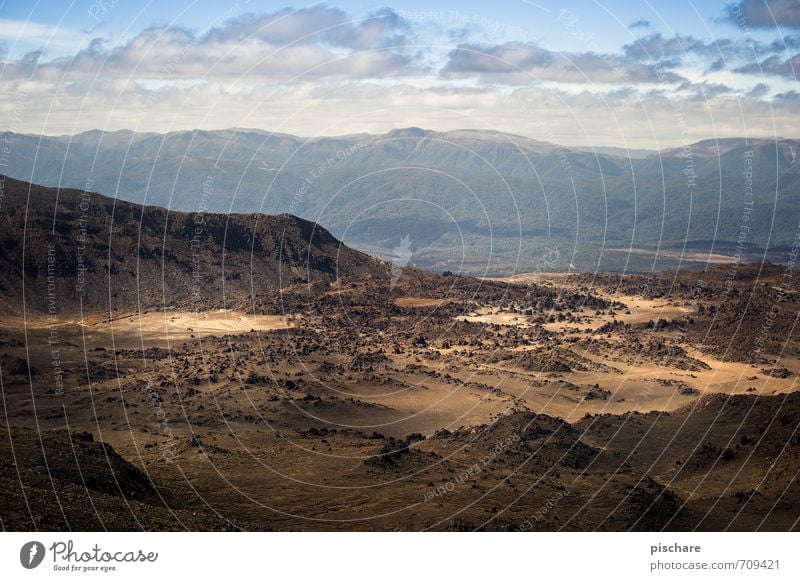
0 6 798 148
440 41 686 84
1 8 422 82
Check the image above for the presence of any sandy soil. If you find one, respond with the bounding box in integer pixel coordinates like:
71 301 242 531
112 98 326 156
445 278 799 423
456 308 533 326
10 310 295 349
544 296 691 332
605 247 740 264
394 297 447 308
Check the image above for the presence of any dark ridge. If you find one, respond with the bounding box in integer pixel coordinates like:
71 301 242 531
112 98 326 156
0 175 388 314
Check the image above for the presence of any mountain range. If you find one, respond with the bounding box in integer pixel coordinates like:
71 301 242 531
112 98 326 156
2 128 798 274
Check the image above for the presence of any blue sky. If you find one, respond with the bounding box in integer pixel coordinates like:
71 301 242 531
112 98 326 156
0 0 786 56
0 0 798 146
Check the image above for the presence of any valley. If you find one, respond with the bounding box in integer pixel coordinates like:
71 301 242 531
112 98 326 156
3 129 797 274
1 176 798 531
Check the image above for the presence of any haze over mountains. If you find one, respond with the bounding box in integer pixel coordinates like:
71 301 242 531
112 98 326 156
3 127 798 274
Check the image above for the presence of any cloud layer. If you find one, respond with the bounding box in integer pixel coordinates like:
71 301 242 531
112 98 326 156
0 4 798 147
725 0 800 29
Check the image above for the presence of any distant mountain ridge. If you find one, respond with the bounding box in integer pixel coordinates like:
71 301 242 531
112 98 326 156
2 128 798 274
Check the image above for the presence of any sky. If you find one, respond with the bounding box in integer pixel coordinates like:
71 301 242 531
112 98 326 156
0 0 798 147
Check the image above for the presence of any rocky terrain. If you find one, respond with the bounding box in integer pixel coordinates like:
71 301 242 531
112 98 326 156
1 176 798 531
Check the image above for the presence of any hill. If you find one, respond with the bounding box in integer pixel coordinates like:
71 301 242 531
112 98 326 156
0 175 387 314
